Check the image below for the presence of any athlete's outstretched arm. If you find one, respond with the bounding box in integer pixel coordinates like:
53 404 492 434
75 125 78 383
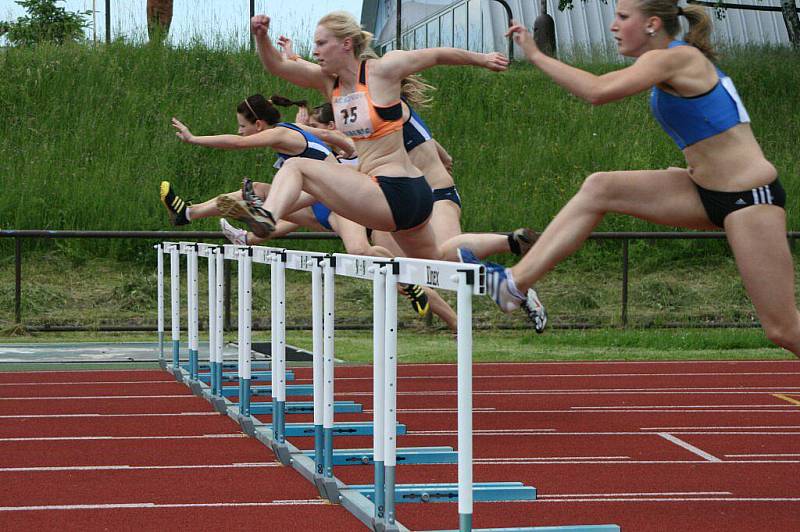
251 15 330 93
373 47 508 84
506 21 678 105
296 124 356 157
172 118 297 151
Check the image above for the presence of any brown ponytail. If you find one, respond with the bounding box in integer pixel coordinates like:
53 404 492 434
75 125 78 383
637 0 716 60
270 94 309 109
237 94 281 125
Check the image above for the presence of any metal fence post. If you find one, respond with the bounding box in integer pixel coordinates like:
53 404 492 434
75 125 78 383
15 238 22 325
105 0 111 43
621 239 629 327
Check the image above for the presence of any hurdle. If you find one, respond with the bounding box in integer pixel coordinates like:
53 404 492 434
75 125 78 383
155 242 619 532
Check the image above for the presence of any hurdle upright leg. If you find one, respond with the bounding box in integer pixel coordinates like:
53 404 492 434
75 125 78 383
187 244 199 381
322 255 338 499
236 248 253 418
456 271 474 532
382 262 399 531
271 251 291 463
312 258 325 486
213 248 225 397
371 265 387 524
169 244 181 375
205 247 217 394
156 244 165 368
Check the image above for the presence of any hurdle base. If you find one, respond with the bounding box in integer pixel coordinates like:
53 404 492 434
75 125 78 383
211 395 229 414
158 359 167 370
174 369 184 383
352 482 536 504
271 441 292 466
189 380 204 396
373 519 401 532
322 477 341 503
238 415 257 437
428 526 621 531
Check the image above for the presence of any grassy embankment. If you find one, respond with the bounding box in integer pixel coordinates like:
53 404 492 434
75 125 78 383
1 42 798 360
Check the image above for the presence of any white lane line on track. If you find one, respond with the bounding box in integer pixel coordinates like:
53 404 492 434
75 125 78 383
0 500 327 512
0 395 194 400
726 453 800 458
541 491 731 498
336 371 800 381
0 463 279 472
570 405 798 412
471 459 800 464
535 497 800 503
658 433 721 462
407 430 800 437
348 389 800 397
0 412 217 419
407 429 556 435
474 456 630 462
0 381 174 386
642 426 800 430
0 434 246 442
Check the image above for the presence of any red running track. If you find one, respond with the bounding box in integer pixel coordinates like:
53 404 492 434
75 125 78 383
1 360 799 531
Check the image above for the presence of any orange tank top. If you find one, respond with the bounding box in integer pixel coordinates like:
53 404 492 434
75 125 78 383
331 60 403 141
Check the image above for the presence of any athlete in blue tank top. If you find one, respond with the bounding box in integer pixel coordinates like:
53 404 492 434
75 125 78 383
463 1 800 357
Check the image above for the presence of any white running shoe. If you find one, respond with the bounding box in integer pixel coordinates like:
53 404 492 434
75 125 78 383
220 218 247 246
457 247 523 313
522 288 547 334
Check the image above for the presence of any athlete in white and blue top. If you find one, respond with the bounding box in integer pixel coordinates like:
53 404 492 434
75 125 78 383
463 0 799 356
160 93 344 234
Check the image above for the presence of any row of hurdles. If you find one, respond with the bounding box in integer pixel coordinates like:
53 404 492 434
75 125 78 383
155 241 619 532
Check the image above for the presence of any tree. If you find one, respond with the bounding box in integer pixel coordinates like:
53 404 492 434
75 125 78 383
2 0 90 46
146 0 174 43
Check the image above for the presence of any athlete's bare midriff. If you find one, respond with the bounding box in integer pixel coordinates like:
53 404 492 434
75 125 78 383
354 130 423 177
684 123 776 191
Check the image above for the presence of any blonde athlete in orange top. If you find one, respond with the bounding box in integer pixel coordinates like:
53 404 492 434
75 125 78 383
242 11 508 261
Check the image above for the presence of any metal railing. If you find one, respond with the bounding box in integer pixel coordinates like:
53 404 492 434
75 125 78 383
2 229 798 332
379 0 515 59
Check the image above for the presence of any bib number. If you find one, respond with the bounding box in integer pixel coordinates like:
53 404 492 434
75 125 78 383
333 91 373 138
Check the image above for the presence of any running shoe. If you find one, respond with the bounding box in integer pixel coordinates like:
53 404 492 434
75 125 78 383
511 227 536 256
220 218 248 246
522 287 547 334
159 181 190 226
457 247 523 313
400 284 430 317
216 194 275 238
241 177 263 207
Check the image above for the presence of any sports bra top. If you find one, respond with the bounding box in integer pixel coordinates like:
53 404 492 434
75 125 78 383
402 98 433 152
331 60 403 141
650 40 750 149
273 122 332 169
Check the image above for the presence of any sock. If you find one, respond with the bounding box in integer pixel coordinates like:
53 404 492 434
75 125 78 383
505 269 525 301
184 207 192 221
507 233 520 255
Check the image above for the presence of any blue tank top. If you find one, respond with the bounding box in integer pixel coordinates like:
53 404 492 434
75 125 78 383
650 41 750 149
402 100 432 152
273 122 332 169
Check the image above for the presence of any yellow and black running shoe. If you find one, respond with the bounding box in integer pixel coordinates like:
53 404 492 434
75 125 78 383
400 284 430 317
160 181 190 226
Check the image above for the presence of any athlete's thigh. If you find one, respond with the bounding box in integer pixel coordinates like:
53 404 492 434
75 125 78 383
724 206 797 327
392 221 442 261
290 159 394 231
284 208 324 230
329 215 373 255
371 230 406 257
430 201 462 244
596 167 716 230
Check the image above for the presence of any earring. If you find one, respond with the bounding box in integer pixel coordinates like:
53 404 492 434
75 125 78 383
648 29 656 37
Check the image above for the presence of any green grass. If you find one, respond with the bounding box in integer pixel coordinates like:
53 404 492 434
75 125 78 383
1 41 799 359
0 327 790 371
1 43 798 262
